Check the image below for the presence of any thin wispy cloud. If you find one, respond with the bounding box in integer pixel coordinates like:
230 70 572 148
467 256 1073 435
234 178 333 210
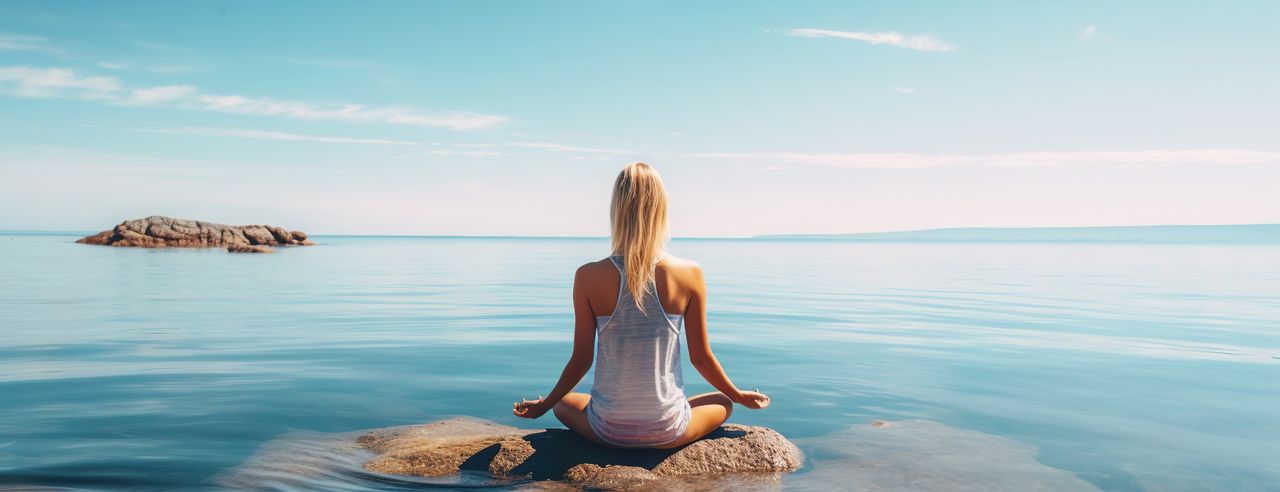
1079 25 1110 42
688 149 1280 169
128 39 194 52
426 149 504 157
0 66 120 98
129 126 422 145
282 57 386 70
892 86 917 94
449 142 637 154
0 32 62 54
0 66 509 130
787 28 956 52
119 126 629 154
125 84 198 104
97 60 212 73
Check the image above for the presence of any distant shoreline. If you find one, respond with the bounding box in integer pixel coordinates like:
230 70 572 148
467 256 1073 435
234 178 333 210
3 223 1277 243
756 224 1280 243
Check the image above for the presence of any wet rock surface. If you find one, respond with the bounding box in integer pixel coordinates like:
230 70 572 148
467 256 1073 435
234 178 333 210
77 215 313 251
227 244 274 253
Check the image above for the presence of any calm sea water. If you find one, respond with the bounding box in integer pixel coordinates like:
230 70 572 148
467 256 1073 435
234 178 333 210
1 234 1277 491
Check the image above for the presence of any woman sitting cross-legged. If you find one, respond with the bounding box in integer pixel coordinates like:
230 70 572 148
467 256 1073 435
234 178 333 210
512 162 770 449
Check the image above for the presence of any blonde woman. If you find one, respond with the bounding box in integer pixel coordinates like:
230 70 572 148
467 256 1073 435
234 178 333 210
513 162 770 449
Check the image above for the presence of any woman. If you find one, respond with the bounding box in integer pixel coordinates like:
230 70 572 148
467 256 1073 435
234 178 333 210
512 162 770 449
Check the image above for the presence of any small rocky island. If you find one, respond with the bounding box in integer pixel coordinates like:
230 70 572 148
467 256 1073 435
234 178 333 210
356 418 803 489
77 215 313 253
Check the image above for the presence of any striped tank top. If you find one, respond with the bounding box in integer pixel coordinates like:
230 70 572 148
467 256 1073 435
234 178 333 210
585 253 692 447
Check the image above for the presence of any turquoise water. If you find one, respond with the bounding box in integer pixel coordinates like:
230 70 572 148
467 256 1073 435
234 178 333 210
1 234 1277 491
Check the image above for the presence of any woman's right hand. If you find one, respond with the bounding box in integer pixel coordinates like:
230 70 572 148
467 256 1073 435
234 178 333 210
735 390 771 409
513 396 552 419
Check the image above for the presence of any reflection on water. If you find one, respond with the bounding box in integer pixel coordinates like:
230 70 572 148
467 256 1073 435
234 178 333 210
215 429 522 491
794 420 1098 491
1 235 1277 490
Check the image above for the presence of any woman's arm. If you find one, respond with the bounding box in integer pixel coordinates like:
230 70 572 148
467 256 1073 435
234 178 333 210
684 264 769 409
514 265 598 419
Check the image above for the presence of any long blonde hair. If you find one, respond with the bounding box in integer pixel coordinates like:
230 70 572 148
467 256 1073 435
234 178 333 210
610 162 669 313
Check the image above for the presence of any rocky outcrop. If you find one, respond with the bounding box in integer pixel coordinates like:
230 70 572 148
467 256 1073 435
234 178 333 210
357 418 803 490
77 216 313 251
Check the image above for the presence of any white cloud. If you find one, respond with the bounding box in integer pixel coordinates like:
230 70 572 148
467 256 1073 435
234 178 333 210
687 149 1280 169
426 149 504 157
128 39 194 52
892 86 917 94
94 61 210 74
0 66 121 98
282 57 386 70
787 28 956 52
188 94 507 129
0 32 61 53
126 84 197 104
124 128 635 155
450 142 636 154
1079 25 1110 42
0 66 509 130
129 126 422 145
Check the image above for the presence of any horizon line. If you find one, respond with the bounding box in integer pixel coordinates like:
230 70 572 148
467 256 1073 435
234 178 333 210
3 222 1276 240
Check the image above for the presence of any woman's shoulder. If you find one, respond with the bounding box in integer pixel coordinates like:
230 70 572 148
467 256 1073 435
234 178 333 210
657 253 705 283
573 254 702 278
658 253 700 270
575 257 617 280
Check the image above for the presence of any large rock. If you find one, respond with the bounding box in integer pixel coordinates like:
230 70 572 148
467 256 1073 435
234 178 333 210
76 215 314 250
357 418 803 490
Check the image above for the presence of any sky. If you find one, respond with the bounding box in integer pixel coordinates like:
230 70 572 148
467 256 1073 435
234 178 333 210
1 1 1278 236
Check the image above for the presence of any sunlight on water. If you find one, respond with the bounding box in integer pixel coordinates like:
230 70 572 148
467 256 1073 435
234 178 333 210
1 234 1277 490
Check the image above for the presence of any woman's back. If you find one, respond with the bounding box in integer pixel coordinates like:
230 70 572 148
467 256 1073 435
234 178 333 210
585 253 691 446
578 252 694 318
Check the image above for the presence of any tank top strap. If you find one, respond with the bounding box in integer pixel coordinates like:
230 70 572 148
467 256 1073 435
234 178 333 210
607 252 669 315
607 254 625 276
608 252 667 273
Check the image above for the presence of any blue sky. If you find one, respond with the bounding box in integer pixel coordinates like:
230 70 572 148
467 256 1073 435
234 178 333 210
1 1 1277 236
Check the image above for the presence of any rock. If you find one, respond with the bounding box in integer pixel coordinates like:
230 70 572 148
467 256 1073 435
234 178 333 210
77 216 314 250
357 418 802 490
228 244 274 254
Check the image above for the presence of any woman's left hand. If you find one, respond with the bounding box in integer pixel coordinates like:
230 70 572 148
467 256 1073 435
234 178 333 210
513 396 552 419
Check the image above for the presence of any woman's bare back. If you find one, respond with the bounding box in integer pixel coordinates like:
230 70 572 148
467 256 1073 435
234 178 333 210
576 254 698 319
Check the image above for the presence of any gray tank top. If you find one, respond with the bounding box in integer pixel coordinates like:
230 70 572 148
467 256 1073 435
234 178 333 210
585 253 692 446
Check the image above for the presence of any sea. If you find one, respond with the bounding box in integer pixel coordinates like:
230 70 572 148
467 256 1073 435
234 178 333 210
1 233 1277 491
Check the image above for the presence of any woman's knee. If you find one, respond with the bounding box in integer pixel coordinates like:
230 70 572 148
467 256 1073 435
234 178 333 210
554 392 589 418
691 392 734 418
552 401 568 418
552 401 577 420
